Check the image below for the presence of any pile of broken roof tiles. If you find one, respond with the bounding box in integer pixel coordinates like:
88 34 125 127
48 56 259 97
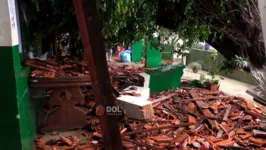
36 87 266 150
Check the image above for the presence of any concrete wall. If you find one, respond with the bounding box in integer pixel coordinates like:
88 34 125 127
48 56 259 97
187 49 256 85
0 1 37 149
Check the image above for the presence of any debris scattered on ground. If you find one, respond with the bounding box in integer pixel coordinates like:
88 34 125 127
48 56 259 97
34 86 266 149
59 136 73 146
24 57 145 91
28 58 266 149
25 57 146 132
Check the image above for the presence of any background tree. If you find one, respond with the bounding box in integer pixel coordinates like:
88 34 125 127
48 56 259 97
20 0 266 96
20 0 158 57
157 0 265 69
21 0 265 67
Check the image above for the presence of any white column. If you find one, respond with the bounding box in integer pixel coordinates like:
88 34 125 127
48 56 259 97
15 0 22 53
0 0 19 47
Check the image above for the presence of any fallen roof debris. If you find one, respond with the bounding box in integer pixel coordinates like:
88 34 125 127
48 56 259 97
34 87 266 150
27 58 266 150
24 57 145 91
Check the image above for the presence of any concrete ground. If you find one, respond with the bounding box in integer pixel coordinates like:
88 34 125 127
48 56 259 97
182 68 254 101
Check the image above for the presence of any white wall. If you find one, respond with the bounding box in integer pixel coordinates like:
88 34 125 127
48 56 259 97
0 0 19 46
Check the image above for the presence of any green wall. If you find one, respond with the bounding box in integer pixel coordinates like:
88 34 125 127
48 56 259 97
187 49 256 85
131 40 163 67
146 41 162 68
0 46 36 150
132 41 144 62
0 46 22 150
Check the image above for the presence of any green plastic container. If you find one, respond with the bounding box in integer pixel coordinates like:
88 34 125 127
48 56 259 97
146 64 185 93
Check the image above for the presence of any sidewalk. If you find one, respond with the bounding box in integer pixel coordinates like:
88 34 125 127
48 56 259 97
182 68 255 101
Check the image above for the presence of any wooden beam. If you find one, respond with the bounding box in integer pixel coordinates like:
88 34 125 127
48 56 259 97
190 90 219 130
73 0 123 149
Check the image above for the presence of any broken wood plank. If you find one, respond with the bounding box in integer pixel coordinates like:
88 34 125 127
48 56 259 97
150 135 173 143
151 94 176 104
173 132 189 145
243 125 263 131
228 118 244 138
204 91 220 95
59 136 73 146
122 138 161 150
213 138 234 147
252 129 266 137
163 104 225 122
121 123 193 136
93 132 103 138
239 132 252 140
190 90 219 130
219 146 250 150
231 101 266 119
249 137 265 146
123 119 142 140
189 136 198 144
120 128 127 134
187 102 196 130
122 141 135 149
178 96 232 102
210 102 219 114
217 105 232 138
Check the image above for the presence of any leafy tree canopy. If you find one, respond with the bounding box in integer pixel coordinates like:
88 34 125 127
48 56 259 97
157 0 265 68
20 0 158 56
20 0 265 69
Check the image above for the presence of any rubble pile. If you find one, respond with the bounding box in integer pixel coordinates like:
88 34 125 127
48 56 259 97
24 57 144 91
35 87 266 150
109 65 145 91
144 88 266 149
28 57 266 149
